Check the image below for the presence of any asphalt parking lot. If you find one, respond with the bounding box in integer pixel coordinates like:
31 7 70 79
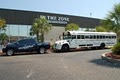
0 49 120 80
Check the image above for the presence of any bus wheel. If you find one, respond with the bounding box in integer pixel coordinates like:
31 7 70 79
61 45 70 52
100 43 105 49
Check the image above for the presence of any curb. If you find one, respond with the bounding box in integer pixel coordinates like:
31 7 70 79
101 53 120 63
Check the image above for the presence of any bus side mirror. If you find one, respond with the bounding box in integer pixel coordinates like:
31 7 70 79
67 32 71 36
62 32 65 36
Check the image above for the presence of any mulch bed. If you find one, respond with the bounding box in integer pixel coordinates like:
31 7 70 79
105 52 120 59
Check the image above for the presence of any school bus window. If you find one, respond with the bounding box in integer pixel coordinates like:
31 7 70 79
97 35 99 39
100 35 102 39
81 35 84 39
90 35 93 39
85 35 89 39
93 35 96 39
72 35 76 39
103 35 105 39
109 36 111 39
106 36 109 39
77 35 80 39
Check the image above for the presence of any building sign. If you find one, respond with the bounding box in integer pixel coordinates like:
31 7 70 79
40 15 70 24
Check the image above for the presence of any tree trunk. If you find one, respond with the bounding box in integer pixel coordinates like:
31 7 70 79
41 32 44 42
36 32 39 42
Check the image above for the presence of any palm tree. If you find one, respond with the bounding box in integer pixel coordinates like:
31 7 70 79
0 18 7 46
0 18 6 32
101 3 120 33
0 33 8 45
30 16 52 42
65 23 79 31
95 26 107 32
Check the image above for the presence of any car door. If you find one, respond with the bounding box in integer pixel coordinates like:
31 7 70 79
17 39 37 52
16 39 27 52
26 39 37 52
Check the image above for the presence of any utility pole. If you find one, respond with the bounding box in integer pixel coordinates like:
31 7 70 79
90 13 92 18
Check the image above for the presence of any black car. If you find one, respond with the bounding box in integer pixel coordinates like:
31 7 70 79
2 38 50 56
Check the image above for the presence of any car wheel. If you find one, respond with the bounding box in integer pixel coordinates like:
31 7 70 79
6 49 14 56
39 47 45 54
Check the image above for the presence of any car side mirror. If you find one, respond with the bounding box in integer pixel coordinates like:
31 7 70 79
15 42 19 45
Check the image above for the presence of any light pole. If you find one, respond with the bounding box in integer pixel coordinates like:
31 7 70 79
90 13 92 17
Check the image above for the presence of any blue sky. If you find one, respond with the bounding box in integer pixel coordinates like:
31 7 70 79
0 0 120 19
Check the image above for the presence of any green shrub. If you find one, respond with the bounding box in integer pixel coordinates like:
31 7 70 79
112 43 120 55
117 38 120 43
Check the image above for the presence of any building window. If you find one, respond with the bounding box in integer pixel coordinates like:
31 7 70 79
6 24 31 37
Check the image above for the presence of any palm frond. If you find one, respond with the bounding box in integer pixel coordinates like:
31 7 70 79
30 16 52 42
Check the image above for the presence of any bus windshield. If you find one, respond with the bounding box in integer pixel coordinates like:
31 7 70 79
63 35 71 40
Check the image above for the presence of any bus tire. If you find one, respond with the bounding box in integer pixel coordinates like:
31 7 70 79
61 44 70 52
100 43 105 49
